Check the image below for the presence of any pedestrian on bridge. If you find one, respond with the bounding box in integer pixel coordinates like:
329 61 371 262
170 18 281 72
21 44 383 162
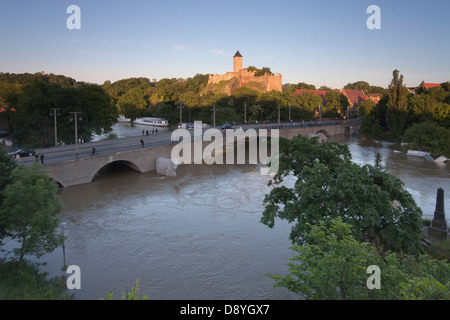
40 154 44 164
92 147 96 156
140 139 144 148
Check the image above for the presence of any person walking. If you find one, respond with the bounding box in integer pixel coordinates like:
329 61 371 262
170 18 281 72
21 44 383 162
140 138 144 148
92 147 96 156
40 154 44 164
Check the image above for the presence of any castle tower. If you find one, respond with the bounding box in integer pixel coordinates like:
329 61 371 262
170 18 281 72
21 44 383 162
233 51 243 72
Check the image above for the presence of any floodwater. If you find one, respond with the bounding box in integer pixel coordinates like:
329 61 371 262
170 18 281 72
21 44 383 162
4 131 449 300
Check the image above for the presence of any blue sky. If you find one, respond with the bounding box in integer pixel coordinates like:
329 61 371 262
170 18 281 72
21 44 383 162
0 0 449 88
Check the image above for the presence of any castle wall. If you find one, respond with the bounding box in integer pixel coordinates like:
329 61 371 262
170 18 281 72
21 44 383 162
208 69 282 93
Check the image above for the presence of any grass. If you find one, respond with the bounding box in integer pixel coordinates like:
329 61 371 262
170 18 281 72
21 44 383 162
0 259 73 300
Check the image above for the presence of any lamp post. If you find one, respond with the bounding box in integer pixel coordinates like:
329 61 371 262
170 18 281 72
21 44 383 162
244 102 247 125
277 104 281 124
69 112 82 158
50 108 60 147
288 105 291 122
178 103 183 128
60 222 67 271
211 104 216 127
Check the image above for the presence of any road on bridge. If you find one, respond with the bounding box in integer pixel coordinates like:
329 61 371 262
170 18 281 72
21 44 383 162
13 119 357 166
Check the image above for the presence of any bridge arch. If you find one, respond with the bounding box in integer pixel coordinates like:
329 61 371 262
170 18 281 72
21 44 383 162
90 159 144 183
315 129 330 137
49 177 64 189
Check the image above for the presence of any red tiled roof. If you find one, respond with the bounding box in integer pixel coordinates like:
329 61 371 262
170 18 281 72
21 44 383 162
340 89 367 105
420 81 441 89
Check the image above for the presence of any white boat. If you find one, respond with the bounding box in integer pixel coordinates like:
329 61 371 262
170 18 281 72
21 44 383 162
135 117 169 127
117 115 131 123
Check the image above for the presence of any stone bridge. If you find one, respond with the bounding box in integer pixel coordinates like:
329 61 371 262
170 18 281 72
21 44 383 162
44 122 358 188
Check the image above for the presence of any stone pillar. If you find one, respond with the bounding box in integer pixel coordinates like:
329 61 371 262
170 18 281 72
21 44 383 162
429 188 448 240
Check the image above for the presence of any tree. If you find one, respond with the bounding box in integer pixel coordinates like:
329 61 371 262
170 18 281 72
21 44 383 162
10 81 117 147
0 146 17 243
323 91 346 118
261 135 424 254
358 99 376 117
386 70 409 142
1 163 63 268
402 121 450 158
117 87 148 111
270 218 450 300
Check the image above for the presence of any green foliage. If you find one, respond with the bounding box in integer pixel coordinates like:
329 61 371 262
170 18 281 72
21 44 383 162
100 279 149 300
1 163 63 267
402 121 450 158
358 99 376 117
8 80 117 147
261 134 423 254
0 146 17 243
386 70 409 142
270 218 450 300
0 260 73 300
344 81 387 95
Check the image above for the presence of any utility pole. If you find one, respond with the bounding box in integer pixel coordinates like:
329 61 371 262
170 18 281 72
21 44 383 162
319 104 322 122
70 112 82 158
277 104 281 124
244 102 247 124
50 108 60 147
178 103 183 128
211 104 216 127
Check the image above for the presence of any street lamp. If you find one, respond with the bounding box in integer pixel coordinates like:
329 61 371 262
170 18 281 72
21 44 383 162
244 102 247 125
211 104 216 127
50 108 60 147
319 104 322 123
60 222 67 271
288 105 291 122
69 112 82 158
178 103 184 128
277 104 281 124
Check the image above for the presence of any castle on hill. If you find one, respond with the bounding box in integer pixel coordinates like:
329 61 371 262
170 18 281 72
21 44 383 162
207 51 282 94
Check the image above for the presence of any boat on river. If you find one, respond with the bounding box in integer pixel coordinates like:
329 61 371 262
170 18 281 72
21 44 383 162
134 117 169 127
117 115 131 123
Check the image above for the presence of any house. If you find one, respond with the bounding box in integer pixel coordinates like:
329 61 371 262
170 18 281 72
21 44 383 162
417 81 441 91
340 89 367 117
367 93 381 103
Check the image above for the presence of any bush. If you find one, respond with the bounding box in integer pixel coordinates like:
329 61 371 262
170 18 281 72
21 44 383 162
0 260 72 300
